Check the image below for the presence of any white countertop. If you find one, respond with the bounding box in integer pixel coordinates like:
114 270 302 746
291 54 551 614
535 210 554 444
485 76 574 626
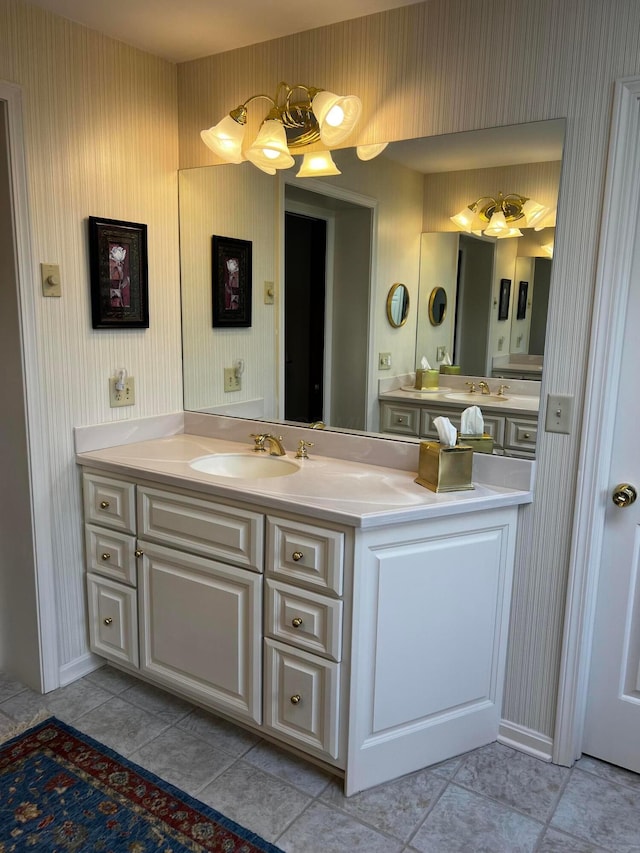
76 433 533 529
379 387 540 414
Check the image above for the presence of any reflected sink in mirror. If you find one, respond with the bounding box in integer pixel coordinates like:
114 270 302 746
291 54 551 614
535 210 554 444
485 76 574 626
190 453 300 479
445 392 510 403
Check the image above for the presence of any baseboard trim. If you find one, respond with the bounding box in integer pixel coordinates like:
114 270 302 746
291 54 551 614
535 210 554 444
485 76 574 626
58 653 104 688
498 720 553 762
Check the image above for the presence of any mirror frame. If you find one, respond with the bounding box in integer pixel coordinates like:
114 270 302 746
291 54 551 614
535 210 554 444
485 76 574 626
428 286 447 326
386 282 410 328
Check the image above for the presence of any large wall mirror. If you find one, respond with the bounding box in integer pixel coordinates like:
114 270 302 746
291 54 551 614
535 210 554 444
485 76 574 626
179 119 565 446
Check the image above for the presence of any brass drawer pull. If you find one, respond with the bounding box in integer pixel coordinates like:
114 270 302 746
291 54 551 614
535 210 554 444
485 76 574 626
292 617 303 628
99 500 110 509
523 432 531 439
292 551 303 562
134 549 144 558
103 617 113 626
290 694 301 705
101 553 111 561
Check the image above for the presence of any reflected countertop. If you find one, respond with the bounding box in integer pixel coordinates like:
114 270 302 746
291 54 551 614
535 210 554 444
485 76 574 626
76 432 533 529
378 374 540 415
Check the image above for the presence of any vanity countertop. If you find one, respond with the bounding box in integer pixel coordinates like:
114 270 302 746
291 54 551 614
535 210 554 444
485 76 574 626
379 387 540 414
76 432 533 529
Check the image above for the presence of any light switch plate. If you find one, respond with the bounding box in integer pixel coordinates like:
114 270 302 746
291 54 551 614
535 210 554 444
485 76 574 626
224 367 241 392
379 352 392 370
264 281 274 304
545 393 574 434
41 262 61 297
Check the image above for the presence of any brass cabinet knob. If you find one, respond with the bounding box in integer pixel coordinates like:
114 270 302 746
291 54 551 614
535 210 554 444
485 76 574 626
103 617 113 626
99 500 110 509
290 694 301 705
134 549 144 558
101 553 111 561
292 617 303 628
523 433 531 439
612 483 637 508
292 551 303 562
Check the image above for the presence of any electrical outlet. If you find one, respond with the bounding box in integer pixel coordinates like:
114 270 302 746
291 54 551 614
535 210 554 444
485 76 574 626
109 376 135 407
379 352 392 370
545 393 574 434
224 367 241 392
436 346 446 361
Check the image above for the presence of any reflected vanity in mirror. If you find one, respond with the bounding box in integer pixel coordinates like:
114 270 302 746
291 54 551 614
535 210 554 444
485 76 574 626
428 287 447 326
387 283 410 327
179 118 565 454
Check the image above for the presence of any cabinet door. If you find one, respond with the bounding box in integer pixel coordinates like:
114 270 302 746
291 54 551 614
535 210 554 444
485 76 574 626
87 573 138 668
138 541 262 723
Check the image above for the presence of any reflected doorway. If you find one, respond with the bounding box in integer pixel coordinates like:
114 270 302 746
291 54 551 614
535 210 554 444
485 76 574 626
454 234 494 374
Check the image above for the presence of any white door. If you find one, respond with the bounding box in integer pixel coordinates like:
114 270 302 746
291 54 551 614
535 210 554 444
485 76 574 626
582 218 640 772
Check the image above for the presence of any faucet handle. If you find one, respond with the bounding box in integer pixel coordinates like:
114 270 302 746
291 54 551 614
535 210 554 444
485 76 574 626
295 440 314 459
250 433 266 452
497 384 511 397
465 381 476 393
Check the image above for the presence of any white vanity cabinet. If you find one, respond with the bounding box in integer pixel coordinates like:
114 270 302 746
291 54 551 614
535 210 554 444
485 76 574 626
380 398 538 457
80 460 520 795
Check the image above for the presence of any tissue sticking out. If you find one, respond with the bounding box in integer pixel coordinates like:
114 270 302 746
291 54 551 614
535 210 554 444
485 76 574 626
460 406 494 454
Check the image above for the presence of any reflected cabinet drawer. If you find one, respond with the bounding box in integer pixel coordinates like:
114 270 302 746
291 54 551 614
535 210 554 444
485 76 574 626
267 516 344 595
85 524 137 585
83 472 136 534
264 638 340 761
86 572 138 669
380 402 420 436
266 579 343 661
505 417 538 453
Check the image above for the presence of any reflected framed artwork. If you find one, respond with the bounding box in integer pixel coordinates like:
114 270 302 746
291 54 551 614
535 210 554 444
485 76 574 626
88 217 149 329
498 278 511 321
212 235 252 328
517 280 529 320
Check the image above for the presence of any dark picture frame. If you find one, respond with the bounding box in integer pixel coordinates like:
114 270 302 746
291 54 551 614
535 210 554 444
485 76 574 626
88 216 149 329
212 235 252 328
498 278 511 321
517 280 529 320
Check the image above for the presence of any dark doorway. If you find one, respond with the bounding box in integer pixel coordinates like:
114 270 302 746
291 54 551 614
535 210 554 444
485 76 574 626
284 212 327 423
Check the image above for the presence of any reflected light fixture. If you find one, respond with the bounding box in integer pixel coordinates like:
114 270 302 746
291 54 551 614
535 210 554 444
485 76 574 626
200 81 362 175
356 142 389 161
450 192 554 238
296 150 341 178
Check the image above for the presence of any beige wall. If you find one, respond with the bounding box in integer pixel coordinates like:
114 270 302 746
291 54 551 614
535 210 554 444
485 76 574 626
0 0 181 673
177 0 640 741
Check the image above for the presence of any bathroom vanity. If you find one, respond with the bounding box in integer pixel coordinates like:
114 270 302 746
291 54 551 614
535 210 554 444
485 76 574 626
77 426 532 795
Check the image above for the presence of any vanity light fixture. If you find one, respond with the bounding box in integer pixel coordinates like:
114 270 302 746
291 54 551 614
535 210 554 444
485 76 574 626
450 192 553 238
200 81 362 175
296 150 341 178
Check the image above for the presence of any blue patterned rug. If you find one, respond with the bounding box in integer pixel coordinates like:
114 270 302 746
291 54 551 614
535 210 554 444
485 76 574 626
0 717 283 852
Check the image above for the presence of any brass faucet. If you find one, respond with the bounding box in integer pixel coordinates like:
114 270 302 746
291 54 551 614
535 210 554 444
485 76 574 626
465 381 477 393
478 381 491 395
262 434 287 456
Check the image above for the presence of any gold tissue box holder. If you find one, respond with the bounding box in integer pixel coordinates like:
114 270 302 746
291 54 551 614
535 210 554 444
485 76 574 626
414 368 439 390
415 441 474 493
439 365 461 375
459 433 494 454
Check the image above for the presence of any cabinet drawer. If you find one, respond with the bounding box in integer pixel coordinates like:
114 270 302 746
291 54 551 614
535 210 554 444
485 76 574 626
267 517 344 595
380 402 420 436
83 472 135 534
266 579 343 662
264 638 340 761
505 417 537 453
85 524 137 585
420 408 505 448
86 573 138 668
138 486 263 572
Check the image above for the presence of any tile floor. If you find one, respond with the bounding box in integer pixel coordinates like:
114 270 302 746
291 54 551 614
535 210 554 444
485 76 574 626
1 666 640 852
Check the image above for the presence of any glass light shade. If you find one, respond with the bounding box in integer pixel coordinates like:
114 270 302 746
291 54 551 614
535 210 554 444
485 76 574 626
450 205 485 232
534 207 557 230
296 151 341 177
495 227 523 239
523 202 552 229
483 209 509 236
356 142 389 161
312 91 362 146
200 115 246 164
245 120 294 171
521 198 546 226
541 242 554 257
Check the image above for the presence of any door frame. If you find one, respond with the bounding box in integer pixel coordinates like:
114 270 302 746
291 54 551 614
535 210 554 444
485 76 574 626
554 75 640 764
1 80 59 691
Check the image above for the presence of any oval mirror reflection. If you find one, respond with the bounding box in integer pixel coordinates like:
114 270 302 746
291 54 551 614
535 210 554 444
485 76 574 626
428 286 447 325
387 282 410 328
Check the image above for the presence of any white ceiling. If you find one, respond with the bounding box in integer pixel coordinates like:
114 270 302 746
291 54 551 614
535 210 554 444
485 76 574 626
26 0 426 62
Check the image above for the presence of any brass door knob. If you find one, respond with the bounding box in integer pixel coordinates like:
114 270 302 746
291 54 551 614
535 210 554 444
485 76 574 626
292 551 303 562
292 617 303 628
612 483 637 508
101 553 111 561
134 549 144 558
103 617 113 626
100 500 110 509
290 694 301 705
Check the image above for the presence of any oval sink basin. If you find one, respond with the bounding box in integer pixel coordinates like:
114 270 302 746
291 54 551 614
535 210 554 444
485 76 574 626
444 392 509 403
190 453 300 479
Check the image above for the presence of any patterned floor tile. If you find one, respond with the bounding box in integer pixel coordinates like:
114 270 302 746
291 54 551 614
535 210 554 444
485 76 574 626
71 695 170 756
120 679 193 724
42 678 112 722
243 739 333 796
176 706 261 756
536 827 611 852
278 801 404 853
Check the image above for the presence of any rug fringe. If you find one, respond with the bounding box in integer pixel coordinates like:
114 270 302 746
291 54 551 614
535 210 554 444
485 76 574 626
0 710 52 746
